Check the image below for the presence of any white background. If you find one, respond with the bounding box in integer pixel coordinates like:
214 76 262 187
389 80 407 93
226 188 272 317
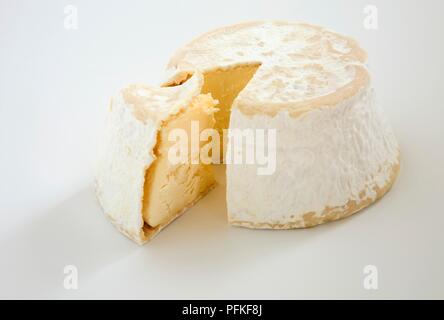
1 0 443 299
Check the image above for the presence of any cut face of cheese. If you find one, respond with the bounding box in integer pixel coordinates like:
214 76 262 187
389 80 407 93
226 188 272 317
142 94 216 227
201 64 259 160
97 21 400 244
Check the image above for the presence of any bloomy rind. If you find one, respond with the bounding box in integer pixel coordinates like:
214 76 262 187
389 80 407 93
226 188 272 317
226 82 400 228
228 158 400 229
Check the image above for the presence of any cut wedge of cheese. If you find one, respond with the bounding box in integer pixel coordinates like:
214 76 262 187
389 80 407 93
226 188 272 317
97 21 400 244
96 73 218 244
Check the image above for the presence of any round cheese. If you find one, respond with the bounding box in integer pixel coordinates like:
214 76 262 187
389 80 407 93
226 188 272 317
167 21 400 229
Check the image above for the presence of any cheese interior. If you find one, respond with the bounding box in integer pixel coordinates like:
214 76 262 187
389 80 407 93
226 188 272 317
201 64 260 159
143 65 259 228
142 94 217 227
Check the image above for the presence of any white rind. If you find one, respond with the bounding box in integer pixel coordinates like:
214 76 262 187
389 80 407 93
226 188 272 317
96 93 158 244
227 84 399 227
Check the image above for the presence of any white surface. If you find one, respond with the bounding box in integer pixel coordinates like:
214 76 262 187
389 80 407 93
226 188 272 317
0 0 443 299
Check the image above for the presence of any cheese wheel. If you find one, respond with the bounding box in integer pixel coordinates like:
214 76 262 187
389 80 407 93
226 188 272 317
167 21 400 229
97 21 400 244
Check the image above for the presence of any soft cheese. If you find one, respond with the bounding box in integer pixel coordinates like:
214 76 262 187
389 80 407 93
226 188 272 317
167 21 400 229
97 21 400 243
96 73 218 244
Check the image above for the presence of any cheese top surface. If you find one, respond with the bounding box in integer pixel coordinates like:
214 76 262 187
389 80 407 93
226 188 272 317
168 21 368 117
121 71 203 124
